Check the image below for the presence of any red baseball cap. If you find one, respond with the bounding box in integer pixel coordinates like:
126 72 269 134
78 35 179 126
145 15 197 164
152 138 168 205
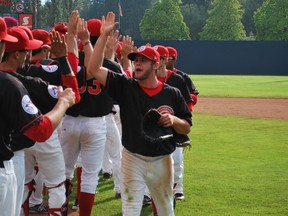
32 29 51 45
87 18 102 37
128 46 160 63
153 45 169 61
3 16 18 27
5 27 43 52
166 46 178 59
52 22 68 35
0 17 18 42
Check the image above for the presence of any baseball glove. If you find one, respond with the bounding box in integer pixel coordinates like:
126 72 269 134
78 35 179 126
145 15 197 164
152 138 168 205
173 134 192 148
142 109 173 143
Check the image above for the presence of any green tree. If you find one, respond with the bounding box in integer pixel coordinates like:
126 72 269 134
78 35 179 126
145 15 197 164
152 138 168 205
140 0 190 40
181 3 208 39
254 0 288 40
239 0 265 38
199 0 246 40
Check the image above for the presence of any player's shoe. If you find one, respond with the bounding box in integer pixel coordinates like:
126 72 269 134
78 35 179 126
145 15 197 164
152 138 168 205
29 203 49 214
115 192 121 199
102 172 112 181
142 195 152 205
71 199 79 210
174 192 185 200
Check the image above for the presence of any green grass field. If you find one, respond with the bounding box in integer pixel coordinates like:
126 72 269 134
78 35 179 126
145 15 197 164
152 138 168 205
68 75 288 216
190 75 288 98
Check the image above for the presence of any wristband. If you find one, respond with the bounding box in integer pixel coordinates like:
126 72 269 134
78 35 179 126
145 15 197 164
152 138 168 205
82 41 91 47
54 56 72 75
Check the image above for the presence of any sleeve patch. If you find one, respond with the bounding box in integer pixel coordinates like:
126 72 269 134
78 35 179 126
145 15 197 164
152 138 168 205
41 65 59 73
77 66 81 73
22 95 39 114
48 85 59 99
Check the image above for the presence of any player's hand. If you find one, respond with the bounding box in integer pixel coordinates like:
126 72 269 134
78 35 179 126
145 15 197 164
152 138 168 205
50 31 67 57
77 18 90 42
120 35 134 57
57 86 75 108
106 30 121 52
100 11 119 37
67 10 79 37
157 113 174 128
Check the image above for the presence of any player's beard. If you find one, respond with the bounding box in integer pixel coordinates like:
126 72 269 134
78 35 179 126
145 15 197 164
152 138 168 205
135 63 154 81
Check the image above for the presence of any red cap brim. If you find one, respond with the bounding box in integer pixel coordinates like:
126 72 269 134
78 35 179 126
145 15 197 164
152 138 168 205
26 39 43 50
2 34 18 43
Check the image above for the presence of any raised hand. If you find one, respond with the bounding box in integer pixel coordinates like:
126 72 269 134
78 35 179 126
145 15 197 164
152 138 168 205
50 30 67 57
77 18 90 43
67 10 79 37
100 12 119 37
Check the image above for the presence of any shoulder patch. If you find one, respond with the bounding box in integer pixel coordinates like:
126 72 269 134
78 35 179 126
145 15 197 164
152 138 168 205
48 85 59 99
22 95 38 115
41 65 59 73
77 66 82 73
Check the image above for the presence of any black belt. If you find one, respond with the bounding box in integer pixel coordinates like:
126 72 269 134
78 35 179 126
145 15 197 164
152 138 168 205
0 161 4 168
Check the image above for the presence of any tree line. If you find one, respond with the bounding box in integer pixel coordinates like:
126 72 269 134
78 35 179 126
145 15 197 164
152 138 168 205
3 0 287 40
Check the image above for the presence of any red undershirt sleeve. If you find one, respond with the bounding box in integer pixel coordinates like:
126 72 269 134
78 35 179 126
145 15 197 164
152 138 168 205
61 75 81 103
23 116 54 142
68 52 79 74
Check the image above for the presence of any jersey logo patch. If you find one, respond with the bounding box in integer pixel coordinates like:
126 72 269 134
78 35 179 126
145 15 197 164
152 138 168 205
48 85 59 99
157 106 174 115
41 65 58 73
22 95 38 115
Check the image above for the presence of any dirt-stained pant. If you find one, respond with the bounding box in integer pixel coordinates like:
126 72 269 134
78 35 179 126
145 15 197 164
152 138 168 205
121 148 174 216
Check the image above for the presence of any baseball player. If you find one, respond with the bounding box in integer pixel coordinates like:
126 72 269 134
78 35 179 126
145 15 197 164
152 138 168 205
87 12 192 216
146 45 193 215
17 11 79 214
18 11 81 215
166 46 199 200
0 16 75 216
60 16 123 215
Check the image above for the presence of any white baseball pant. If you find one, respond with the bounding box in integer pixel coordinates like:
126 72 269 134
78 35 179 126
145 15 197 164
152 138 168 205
24 129 66 215
121 148 174 216
103 113 122 193
0 159 17 216
60 115 106 194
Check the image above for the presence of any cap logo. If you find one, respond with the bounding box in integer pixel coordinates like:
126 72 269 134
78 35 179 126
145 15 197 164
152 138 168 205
138 46 146 52
41 65 58 73
22 95 38 114
48 85 58 99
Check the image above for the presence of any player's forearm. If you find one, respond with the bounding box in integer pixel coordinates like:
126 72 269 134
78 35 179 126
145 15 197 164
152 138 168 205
67 33 79 58
87 34 109 83
83 41 93 68
45 98 71 129
172 117 191 135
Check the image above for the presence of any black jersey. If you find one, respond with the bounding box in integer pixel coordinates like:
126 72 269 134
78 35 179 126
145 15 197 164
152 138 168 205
9 72 58 114
20 59 61 86
105 71 192 157
174 68 199 95
158 70 192 103
7 72 58 151
66 58 122 117
66 66 114 117
0 72 43 161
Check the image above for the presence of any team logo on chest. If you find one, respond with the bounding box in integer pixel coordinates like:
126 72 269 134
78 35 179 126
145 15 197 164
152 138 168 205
157 105 174 115
41 65 58 73
22 95 38 115
48 85 59 98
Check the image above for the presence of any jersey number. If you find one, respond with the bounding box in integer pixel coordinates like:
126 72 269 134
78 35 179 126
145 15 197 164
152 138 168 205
79 80 101 95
